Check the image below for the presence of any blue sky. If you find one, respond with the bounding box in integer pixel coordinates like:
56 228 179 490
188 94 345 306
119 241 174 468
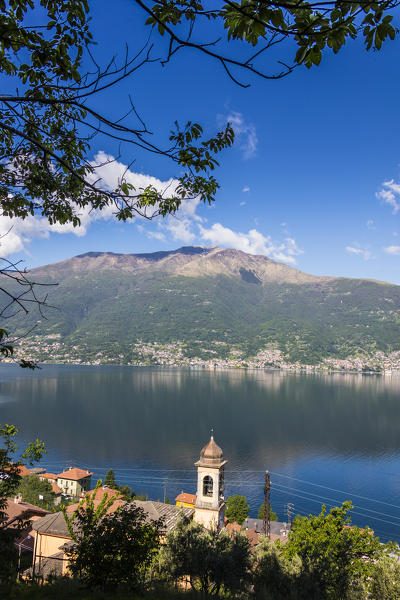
5 1 400 283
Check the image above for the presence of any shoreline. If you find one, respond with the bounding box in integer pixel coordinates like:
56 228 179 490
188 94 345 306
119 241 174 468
3 359 400 376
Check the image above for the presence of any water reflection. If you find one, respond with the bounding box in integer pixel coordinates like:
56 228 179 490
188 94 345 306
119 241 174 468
1 364 400 540
1 365 400 465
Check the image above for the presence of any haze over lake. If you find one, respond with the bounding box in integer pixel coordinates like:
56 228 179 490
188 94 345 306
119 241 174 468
1 364 400 541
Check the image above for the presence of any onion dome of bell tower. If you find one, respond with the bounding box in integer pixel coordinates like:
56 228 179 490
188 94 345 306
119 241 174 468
199 435 223 465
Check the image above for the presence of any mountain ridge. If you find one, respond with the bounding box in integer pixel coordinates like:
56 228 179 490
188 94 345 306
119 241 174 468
7 246 400 369
31 245 394 287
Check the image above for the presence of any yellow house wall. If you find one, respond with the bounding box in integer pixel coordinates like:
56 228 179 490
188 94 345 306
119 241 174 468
56 476 91 497
56 478 77 495
34 531 71 574
176 501 195 509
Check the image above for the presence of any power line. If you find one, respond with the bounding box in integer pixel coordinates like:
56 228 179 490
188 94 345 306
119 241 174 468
269 481 400 522
41 460 400 508
269 471 400 511
42 462 400 519
271 484 400 528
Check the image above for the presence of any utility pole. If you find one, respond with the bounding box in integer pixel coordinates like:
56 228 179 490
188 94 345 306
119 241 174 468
287 502 294 527
263 470 271 539
163 477 168 503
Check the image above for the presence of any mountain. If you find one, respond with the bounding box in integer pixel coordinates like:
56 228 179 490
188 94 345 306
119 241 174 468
6 246 400 368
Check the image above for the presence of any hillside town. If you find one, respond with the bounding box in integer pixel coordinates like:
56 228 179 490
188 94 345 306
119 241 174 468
4 436 290 581
12 335 400 374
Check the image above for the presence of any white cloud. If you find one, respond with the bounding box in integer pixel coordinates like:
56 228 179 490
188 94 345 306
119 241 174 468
366 219 375 230
89 151 177 200
178 196 205 222
242 186 250 193
146 230 166 241
164 216 196 244
376 180 400 214
0 152 181 257
1 151 303 270
198 223 303 264
345 245 372 260
90 154 304 266
240 201 246 206
383 245 400 255
218 111 258 159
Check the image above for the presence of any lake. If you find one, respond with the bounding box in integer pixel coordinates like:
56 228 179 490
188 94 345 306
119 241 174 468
1 364 400 542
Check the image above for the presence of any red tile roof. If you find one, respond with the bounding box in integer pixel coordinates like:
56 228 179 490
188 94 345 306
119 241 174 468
51 482 62 495
66 487 123 514
226 522 242 533
5 465 31 477
4 498 50 527
57 468 93 481
17 465 32 477
40 473 58 480
175 493 196 504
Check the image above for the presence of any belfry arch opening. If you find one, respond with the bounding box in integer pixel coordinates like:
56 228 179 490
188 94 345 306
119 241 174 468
203 475 213 497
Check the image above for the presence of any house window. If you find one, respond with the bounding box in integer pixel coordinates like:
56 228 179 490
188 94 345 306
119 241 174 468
203 475 213 497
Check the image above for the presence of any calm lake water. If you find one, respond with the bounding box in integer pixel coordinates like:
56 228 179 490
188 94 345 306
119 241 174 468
1 364 400 541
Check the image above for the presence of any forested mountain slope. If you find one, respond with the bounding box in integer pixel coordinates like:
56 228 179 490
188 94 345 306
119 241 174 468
7 246 400 366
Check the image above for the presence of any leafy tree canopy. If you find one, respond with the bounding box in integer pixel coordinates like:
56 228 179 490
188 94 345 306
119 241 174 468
62 483 163 590
142 0 399 84
0 0 233 229
103 469 116 489
370 556 400 600
1 0 397 231
226 494 250 525
282 501 398 600
102 469 137 500
159 517 252 595
253 536 302 600
258 503 278 521
17 473 53 509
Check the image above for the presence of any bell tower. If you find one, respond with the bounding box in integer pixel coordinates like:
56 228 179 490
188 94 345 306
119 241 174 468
194 432 227 530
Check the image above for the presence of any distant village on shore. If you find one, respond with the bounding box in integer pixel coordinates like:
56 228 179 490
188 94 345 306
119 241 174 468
12 334 400 374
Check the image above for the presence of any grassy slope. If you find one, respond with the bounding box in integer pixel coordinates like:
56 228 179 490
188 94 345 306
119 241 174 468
5 256 400 364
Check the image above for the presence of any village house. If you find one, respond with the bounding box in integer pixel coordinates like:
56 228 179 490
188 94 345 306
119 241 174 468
175 492 196 509
29 495 194 580
66 485 125 514
39 473 58 484
39 473 63 505
27 437 291 581
56 467 93 497
14 465 32 477
4 495 50 529
4 494 51 558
